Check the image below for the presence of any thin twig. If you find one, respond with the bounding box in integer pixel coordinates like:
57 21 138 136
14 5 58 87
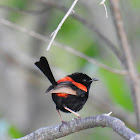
56 42 128 75
92 95 136 128
100 0 108 18
0 18 128 75
109 0 140 132
12 114 139 140
46 0 78 51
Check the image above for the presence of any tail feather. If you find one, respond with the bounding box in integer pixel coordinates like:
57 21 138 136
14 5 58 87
35 56 57 85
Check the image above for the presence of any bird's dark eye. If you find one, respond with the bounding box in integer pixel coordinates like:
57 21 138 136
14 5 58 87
83 79 86 82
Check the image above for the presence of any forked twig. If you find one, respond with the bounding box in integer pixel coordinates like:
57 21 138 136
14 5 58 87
100 0 108 18
46 0 78 51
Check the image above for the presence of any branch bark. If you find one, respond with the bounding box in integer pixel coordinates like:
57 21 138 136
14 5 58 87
109 0 140 132
12 114 139 140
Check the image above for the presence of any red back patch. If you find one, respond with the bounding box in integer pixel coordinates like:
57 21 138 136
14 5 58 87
57 76 87 92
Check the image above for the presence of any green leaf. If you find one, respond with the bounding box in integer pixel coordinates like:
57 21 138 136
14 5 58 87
100 69 134 112
130 0 140 10
8 125 23 139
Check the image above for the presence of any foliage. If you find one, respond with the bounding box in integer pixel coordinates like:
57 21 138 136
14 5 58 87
8 125 23 139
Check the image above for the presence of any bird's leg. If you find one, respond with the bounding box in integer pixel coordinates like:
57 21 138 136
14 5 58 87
57 109 65 123
64 106 81 119
57 109 68 132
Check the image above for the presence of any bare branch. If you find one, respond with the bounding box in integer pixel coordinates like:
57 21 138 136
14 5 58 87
42 1 125 65
109 0 140 132
46 0 79 51
12 114 138 140
56 42 128 75
0 18 128 75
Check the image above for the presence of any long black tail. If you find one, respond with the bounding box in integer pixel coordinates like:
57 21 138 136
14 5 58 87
35 56 57 85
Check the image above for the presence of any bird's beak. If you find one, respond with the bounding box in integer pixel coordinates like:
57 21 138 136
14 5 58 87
92 78 99 81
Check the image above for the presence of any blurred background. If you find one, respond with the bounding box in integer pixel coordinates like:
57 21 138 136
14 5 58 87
0 0 140 139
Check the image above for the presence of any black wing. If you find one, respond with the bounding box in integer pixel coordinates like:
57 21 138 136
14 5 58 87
35 56 57 85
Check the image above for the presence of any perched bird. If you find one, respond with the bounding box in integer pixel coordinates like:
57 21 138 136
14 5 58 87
35 56 98 122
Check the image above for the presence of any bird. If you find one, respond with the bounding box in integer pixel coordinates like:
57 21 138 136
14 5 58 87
35 56 98 122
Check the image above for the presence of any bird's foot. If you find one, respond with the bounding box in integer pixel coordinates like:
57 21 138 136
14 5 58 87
75 116 81 120
77 115 82 119
72 115 82 122
59 121 68 132
61 121 68 124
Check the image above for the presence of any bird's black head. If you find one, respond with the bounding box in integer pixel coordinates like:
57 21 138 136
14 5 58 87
68 72 98 90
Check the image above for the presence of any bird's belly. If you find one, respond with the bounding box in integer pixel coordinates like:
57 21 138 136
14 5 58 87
52 93 88 113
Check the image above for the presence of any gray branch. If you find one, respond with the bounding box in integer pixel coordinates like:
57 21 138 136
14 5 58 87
0 18 128 75
13 114 139 140
109 0 140 132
